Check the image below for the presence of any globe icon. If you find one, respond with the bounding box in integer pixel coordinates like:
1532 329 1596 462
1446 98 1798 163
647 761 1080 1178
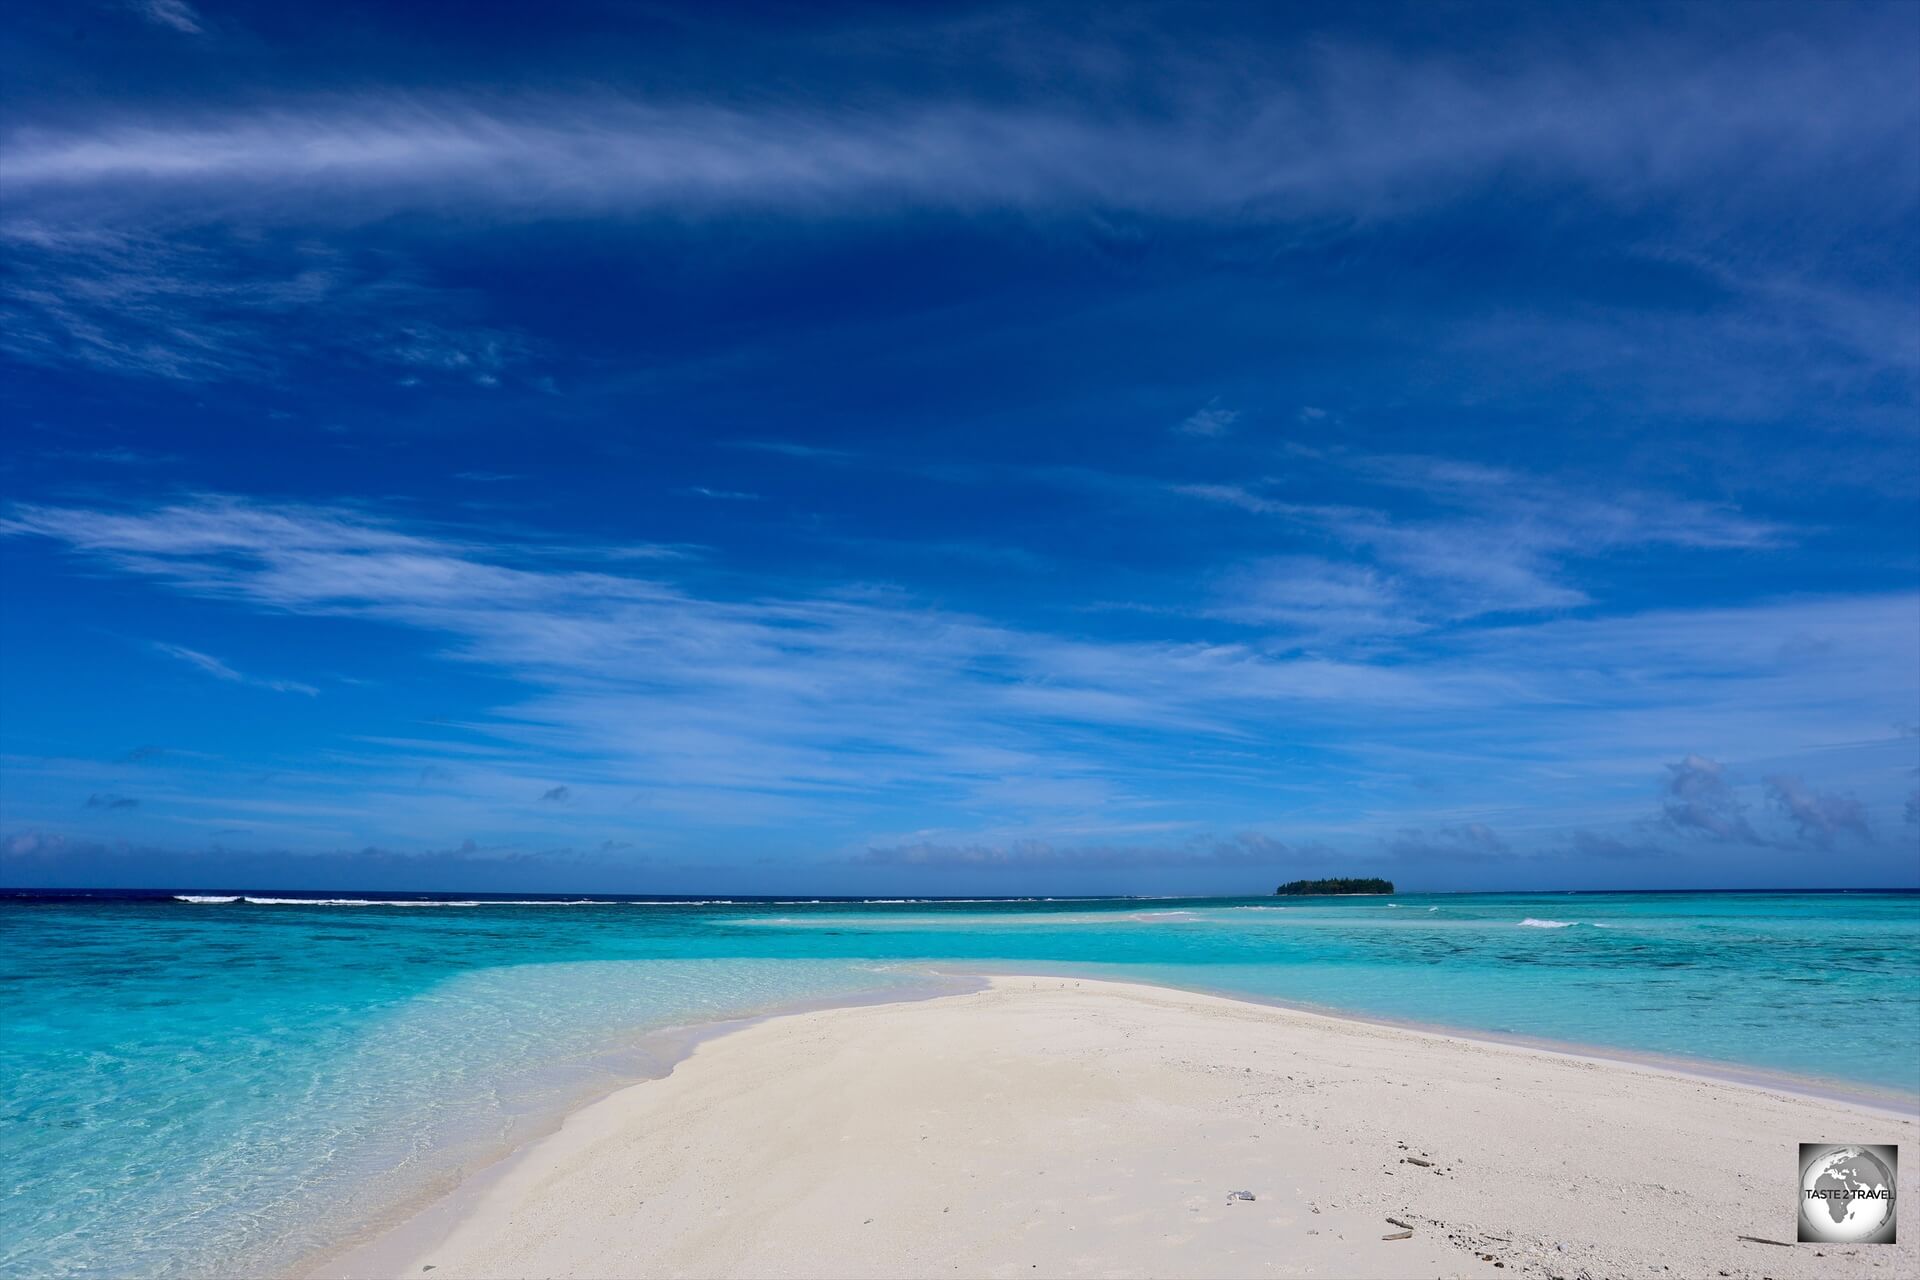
1800 1146 1896 1243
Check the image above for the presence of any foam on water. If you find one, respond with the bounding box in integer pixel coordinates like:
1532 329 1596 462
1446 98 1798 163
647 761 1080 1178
228 897 606 907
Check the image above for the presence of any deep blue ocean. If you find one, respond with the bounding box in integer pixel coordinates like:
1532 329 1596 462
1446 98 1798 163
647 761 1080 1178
3 889 1916 1278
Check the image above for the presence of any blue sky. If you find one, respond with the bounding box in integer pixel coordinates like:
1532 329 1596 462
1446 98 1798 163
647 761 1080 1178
2 0 1916 893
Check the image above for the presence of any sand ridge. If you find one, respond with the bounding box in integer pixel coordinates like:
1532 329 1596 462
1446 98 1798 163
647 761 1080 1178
321 976 1919 1279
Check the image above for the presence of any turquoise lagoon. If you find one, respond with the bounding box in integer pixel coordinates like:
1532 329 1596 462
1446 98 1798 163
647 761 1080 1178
3 889 1917 1277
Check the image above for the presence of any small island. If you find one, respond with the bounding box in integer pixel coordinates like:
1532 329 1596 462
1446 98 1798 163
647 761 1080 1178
1274 877 1394 896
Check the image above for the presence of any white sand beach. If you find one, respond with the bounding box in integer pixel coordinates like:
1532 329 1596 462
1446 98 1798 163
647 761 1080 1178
324 977 1917 1280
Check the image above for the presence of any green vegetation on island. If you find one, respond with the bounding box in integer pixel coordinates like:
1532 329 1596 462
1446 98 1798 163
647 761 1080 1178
1273 877 1394 896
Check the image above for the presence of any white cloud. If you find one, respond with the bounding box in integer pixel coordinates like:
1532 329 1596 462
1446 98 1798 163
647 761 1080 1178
680 487 761 501
6 497 1914 857
2 496 1458 818
1180 454 1783 624
134 1 203 36
1209 556 1415 640
1168 482 1292 515
728 440 856 460
1175 402 1239 437
6 26 1910 225
6 24 1908 402
0 225 532 382
152 642 319 696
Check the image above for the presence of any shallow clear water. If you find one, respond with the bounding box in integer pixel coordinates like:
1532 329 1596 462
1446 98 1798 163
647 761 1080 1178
2 889 1916 1278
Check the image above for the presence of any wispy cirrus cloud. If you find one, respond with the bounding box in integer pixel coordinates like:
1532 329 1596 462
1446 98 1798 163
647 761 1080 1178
0 225 532 383
0 495 1464 835
1191 454 1783 631
1174 401 1238 437
7 24 1911 225
132 0 203 36
679 486 761 501
5 17 1910 413
1 6 1911 892
152 642 318 696
728 440 857 461
1207 556 1415 641
4 493 1914 869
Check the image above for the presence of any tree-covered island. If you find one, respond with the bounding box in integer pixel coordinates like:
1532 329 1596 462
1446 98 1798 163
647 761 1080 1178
1274 878 1395 896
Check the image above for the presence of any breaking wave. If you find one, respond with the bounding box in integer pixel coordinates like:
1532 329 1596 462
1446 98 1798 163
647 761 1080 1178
219 897 605 907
